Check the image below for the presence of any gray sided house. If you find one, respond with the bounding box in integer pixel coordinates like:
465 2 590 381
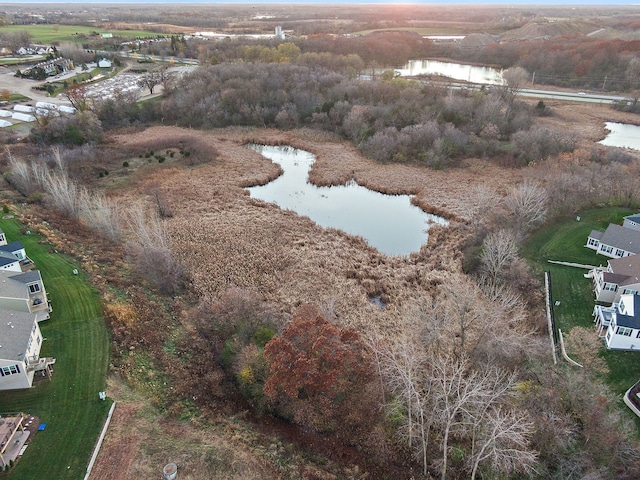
0 270 50 321
591 254 640 305
587 223 640 259
0 310 53 390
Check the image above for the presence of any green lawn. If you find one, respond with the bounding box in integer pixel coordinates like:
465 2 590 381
0 216 110 479
523 207 640 395
0 24 163 44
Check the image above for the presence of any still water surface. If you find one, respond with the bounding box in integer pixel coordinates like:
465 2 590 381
247 145 448 256
599 122 640 150
395 59 504 85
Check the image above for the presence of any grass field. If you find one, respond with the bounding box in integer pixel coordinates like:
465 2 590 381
522 207 640 395
353 27 462 36
0 215 110 479
0 24 162 44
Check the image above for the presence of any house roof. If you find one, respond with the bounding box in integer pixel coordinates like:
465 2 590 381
0 310 35 362
598 224 640 254
617 295 640 329
609 254 640 277
0 270 42 300
603 272 631 285
0 251 18 268
589 230 603 241
0 241 24 254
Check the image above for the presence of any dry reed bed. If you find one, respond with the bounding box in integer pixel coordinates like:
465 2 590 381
111 126 508 331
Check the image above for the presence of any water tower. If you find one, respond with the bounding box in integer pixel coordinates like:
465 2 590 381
163 463 177 480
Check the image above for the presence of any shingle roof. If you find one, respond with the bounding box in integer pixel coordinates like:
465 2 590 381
0 251 18 268
0 310 35 362
0 270 42 299
589 230 603 241
599 224 640 254
0 241 24 254
617 295 640 329
609 255 640 277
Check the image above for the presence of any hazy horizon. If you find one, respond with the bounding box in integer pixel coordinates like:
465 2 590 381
1 0 638 4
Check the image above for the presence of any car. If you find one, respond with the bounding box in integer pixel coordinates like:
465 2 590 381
577 92 586 96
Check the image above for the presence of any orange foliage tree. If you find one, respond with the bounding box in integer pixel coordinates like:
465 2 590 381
263 304 380 438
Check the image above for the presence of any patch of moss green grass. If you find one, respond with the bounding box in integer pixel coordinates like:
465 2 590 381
0 24 162 44
522 207 640 397
0 216 110 479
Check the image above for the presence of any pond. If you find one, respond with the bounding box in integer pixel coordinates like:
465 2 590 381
599 122 640 151
395 59 504 85
246 145 448 256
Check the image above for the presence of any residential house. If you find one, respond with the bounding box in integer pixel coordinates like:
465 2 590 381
586 223 640 258
591 254 640 304
0 310 53 390
594 293 640 350
0 252 21 272
623 214 640 231
0 241 27 262
0 270 50 321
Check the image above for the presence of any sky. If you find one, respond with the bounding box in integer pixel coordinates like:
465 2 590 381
2 0 639 4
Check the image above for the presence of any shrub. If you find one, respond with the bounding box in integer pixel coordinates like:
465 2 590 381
123 161 129 167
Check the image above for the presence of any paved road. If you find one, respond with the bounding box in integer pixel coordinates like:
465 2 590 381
0 68 62 105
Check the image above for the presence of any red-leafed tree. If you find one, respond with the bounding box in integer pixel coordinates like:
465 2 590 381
263 304 379 438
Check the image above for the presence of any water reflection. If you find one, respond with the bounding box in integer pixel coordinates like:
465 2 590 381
395 59 504 85
246 145 448 256
599 122 640 151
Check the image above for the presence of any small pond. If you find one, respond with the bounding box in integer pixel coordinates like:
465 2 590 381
247 145 448 256
599 122 640 151
395 59 504 85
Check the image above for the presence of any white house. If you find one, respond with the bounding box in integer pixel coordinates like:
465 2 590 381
594 293 640 350
587 223 640 259
0 310 54 390
590 254 640 304
98 58 112 68
0 270 50 321
623 214 640 231
0 241 27 262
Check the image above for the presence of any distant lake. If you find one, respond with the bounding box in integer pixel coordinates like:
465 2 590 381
246 145 448 256
395 59 504 85
599 122 640 151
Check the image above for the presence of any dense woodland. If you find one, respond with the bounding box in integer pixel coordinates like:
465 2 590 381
3 4 640 479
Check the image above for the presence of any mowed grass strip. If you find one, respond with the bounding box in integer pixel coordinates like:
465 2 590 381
523 207 640 395
0 217 110 479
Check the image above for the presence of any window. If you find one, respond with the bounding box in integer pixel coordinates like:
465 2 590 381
28 283 40 294
588 238 600 247
617 326 633 337
623 289 638 295
603 283 618 292
0 364 21 377
600 245 614 254
615 249 626 257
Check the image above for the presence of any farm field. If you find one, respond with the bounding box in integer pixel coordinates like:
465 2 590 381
0 215 110 480
0 24 162 44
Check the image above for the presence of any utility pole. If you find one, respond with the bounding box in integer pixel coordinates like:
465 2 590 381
531 71 535 85
602 75 607 91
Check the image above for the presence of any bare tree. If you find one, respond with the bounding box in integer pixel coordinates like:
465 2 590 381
138 67 168 95
469 407 537 479
6 148 32 195
44 171 83 218
126 203 182 294
504 181 547 234
500 67 529 116
480 230 519 284
64 85 91 113
80 191 122 241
